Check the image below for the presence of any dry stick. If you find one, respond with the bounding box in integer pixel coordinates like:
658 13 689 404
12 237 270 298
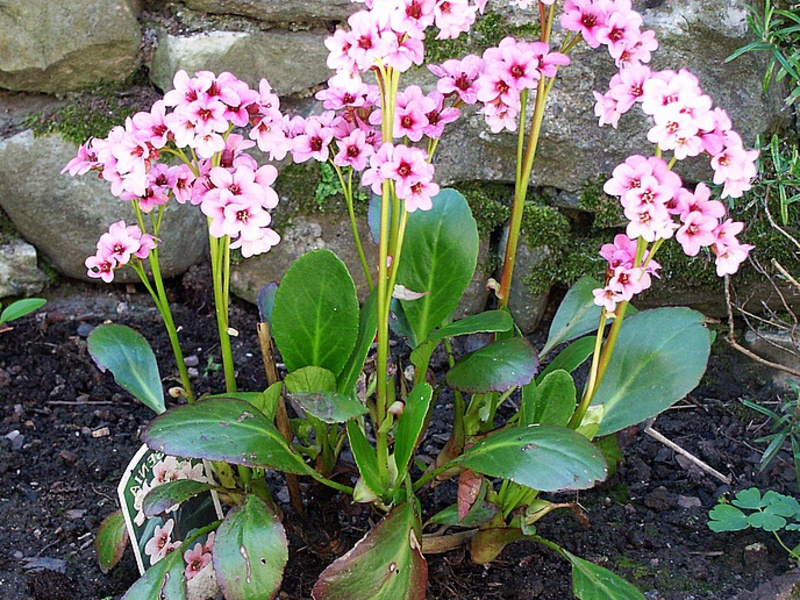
724 276 800 378
256 321 306 517
643 419 732 485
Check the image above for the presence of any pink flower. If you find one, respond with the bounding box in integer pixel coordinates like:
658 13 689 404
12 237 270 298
561 0 609 49
676 210 718 257
291 115 336 163
334 128 374 170
434 0 478 39
85 254 117 283
184 542 212 581
429 55 485 105
394 85 437 141
144 519 179 566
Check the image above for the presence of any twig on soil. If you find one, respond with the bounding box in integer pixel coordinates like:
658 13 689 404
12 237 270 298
724 277 800 378
643 419 732 485
46 400 119 406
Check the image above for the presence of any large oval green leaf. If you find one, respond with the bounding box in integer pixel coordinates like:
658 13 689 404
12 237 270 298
272 249 359 377
214 494 287 600
290 391 368 424
592 308 711 436
311 502 427 600
563 550 645 600
453 425 608 492
142 398 314 475
87 323 164 414
397 188 479 347
446 337 538 394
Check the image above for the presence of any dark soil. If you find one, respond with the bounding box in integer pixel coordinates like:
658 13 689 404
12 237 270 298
1 268 798 600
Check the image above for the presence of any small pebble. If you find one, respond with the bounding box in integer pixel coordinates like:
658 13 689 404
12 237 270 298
677 495 702 509
76 322 96 338
184 355 200 367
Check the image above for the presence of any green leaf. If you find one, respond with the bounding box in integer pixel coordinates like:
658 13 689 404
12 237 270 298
707 504 750 532
453 425 608 492
142 479 217 517
338 289 378 394
563 550 645 600
290 391 368 424
446 337 538 394
95 510 129 574
311 502 427 600
393 383 433 475
284 366 337 393
731 487 766 510
411 310 515 371
272 249 360 377
521 370 576 427
540 277 604 356
748 511 787 532
592 308 711 436
122 544 186 600
536 335 596 383
347 420 383 495
87 324 165 414
214 494 287 600
142 398 314 475
397 188 479 347
0 297 46 325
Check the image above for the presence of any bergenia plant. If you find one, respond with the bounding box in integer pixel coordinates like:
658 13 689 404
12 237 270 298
65 0 757 598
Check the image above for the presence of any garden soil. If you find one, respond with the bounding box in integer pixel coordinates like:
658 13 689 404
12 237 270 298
1 267 798 600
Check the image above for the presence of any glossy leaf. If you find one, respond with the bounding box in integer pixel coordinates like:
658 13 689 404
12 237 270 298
284 366 337 394
592 308 711 436
453 425 608 492
123 545 186 600
271 249 359 377
411 310 515 371
142 398 314 475
312 502 427 600
564 550 645 600
446 337 538 394
95 510 128 574
142 479 217 517
347 420 383 495
536 335 595 383
393 383 434 475
540 277 604 357
214 494 287 600
521 370 576 427
0 297 46 325
87 323 164 414
397 188 479 347
338 289 377 394
290 391 368 424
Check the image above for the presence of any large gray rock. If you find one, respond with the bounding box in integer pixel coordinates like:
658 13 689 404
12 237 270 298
0 0 141 93
151 29 331 95
182 0 357 22
433 0 784 190
0 238 48 298
0 131 207 282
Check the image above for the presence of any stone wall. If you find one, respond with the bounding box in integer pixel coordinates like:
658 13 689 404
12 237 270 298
0 0 790 326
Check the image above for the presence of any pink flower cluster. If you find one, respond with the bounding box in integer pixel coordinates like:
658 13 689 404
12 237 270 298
428 37 570 133
64 70 285 281
85 221 157 283
334 0 489 71
595 154 754 311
